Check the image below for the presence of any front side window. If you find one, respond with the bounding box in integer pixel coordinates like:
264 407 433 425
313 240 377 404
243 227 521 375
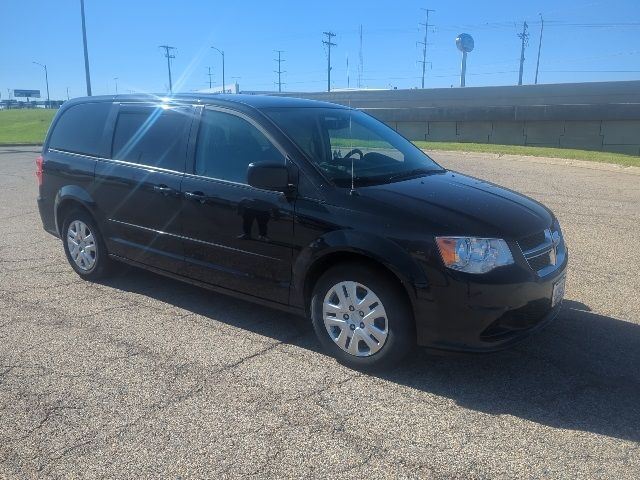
111 106 191 171
195 109 284 184
264 107 443 187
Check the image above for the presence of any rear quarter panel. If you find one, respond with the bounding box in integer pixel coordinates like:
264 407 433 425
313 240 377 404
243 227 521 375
41 150 98 235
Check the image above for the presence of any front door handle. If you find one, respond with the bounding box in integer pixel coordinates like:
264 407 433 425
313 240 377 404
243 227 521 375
184 191 208 204
153 184 175 196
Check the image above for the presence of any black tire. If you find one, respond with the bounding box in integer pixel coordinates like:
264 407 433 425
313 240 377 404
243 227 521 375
61 208 111 281
310 262 414 371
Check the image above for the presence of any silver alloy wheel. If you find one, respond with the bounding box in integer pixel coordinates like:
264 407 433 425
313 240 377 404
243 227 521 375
67 220 97 271
322 281 389 357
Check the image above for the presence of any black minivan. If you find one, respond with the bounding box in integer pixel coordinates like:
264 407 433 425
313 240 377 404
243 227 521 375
37 94 567 369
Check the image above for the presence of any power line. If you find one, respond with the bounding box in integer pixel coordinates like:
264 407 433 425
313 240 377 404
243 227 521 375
159 45 176 93
360 70 521 81
418 8 435 88
232 20 640 46
517 21 529 85
274 50 286 93
544 69 640 73
545 21 640 27
322 31 337 92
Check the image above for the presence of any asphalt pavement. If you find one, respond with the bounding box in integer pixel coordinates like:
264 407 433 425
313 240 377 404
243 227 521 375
1 146 639 478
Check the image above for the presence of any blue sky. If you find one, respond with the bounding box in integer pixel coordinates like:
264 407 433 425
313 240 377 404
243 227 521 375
2 0 639 100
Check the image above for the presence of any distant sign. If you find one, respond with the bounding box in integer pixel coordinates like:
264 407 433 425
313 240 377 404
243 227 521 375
14 89 40 98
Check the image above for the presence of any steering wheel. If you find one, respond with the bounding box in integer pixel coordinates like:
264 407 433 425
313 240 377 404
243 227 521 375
343 148 364 160
319 161 346 174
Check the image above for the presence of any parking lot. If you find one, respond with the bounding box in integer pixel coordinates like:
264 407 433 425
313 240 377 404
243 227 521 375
1 145 639 478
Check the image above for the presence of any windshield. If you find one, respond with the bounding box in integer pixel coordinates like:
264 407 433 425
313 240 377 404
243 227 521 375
264 107 443 187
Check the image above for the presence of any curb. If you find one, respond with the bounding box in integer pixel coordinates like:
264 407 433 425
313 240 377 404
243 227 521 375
0 144 42 148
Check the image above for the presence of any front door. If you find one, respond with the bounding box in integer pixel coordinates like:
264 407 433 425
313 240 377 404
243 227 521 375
180 107 294 305
95 104 194 272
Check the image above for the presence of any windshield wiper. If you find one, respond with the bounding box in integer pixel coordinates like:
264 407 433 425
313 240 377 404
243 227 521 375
386 168 441 182
339 168 444 189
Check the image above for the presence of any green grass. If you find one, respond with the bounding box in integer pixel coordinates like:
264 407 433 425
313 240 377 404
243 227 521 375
414 141 640 167
0 109 55 145
330 137 639 167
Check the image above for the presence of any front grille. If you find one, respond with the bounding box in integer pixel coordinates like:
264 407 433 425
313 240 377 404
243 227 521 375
518 231 546 251
481 299 552 339
517 227 564 275
528 252 553 271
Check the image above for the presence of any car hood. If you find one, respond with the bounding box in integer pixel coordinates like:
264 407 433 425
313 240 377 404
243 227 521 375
357 171 553 239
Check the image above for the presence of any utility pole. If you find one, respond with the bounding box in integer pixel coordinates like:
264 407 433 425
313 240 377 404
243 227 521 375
114 77 118 94
534 14 544 84
159 45 176 93
274 50 285 93
418 8 435 89
322 31 337 92
346 54 350 89
358 25 364 89
517 21 529 86
80 0 92 96
207 67 213 88
32 62 50 108
66 87 70 101
211 47 225 92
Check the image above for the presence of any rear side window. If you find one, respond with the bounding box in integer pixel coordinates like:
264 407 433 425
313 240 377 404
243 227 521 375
112 107 191 172
48 102 111 157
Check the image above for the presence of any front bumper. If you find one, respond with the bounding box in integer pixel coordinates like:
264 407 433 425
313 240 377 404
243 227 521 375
413 251 568 352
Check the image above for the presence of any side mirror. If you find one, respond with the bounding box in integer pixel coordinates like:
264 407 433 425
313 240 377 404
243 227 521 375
247 162 291 193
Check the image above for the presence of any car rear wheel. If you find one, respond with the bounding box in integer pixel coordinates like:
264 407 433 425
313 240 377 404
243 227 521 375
62 209 111 280
311 262 414 371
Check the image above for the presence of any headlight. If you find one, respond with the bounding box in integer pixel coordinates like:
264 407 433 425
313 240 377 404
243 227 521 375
435 237 514 274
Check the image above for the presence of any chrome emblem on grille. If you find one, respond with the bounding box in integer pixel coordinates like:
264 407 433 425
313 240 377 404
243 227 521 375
549 230 561 266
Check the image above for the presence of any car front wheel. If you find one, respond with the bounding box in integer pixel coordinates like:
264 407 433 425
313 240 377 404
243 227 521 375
311 263 414 371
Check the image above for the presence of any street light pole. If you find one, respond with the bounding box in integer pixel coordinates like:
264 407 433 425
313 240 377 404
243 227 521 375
114 77 119 94
33 62 50 108
211 46 225 92
80 0 92 96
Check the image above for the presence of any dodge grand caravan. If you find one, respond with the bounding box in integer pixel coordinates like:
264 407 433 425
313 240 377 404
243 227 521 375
37 94 567 370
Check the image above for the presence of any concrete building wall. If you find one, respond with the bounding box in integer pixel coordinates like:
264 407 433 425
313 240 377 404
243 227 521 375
271 81 640 155
426 122 457 142
490 122 526 145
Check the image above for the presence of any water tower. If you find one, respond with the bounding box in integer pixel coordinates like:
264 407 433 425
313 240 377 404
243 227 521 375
456 33 474 87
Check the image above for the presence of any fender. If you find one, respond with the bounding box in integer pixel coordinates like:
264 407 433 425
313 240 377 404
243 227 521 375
291 228 430 309
53 185 98 235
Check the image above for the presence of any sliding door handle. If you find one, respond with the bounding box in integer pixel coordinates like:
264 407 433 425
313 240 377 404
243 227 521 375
184 191 208 203
153 184 175 196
